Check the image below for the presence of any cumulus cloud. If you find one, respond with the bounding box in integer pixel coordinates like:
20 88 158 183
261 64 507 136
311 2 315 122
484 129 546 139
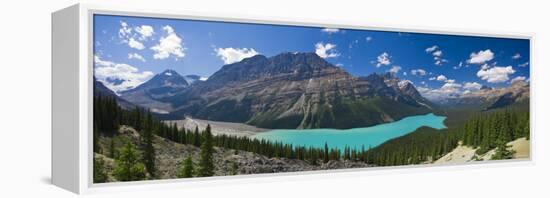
128 38 145 50
467 49 494 64
315 42 340 59
510 76 527 84
425 45 447 65
321 28 340 34
425 45 438 53
512 53 521 59
411 69 427 76
389 66 402 73
215 47 259 64
436 75 447 81
375 52 391 67
477 65 516 83
94 56 154 93
417 82 463 101
463 82 482 91
118 21 152 50
134 25 154 40
128 53 146 62
151 25 186 60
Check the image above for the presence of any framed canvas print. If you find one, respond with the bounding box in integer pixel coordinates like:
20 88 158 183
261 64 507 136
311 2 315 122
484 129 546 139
52 3 533 194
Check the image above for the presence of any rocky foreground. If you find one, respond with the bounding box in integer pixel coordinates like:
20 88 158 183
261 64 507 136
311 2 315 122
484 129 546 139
95 125 372 182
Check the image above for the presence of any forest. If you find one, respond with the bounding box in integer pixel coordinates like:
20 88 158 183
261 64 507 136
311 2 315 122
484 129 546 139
93 95 529 182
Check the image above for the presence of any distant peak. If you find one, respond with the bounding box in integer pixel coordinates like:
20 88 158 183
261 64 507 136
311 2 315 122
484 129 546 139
160 69 180 77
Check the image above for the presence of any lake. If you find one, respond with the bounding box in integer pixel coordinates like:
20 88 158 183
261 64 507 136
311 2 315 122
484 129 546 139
252 113 447 151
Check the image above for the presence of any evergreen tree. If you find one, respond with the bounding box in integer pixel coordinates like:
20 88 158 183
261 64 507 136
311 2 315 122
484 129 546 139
142 110 156 178
197 124 215 177
113 142 146 181
491 139 515 160
193 126 201 147
229 162 239 175
93 157 108 183
176 156 194 178
323 142 329 163
109 138 115 158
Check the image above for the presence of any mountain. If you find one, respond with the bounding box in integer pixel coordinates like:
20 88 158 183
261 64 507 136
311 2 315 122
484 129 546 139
443 81 529 110
161 52 433 129
93 78 135 109
120 69 189 114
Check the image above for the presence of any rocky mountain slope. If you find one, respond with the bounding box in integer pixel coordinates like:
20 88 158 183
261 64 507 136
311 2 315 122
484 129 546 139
119 69 190 114
159 52 433 129
443 81 529 110
94 77 135 110
95 125 371 182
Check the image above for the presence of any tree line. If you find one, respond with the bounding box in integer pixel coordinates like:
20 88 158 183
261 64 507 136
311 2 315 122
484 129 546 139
93 95 530 182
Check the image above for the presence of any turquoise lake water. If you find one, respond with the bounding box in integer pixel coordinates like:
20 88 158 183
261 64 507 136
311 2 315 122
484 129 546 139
252 113 447 151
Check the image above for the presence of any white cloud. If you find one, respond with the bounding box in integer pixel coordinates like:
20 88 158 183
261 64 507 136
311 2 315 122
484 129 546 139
512 53 521 59
518 62 529 67
477 65 516 83
366 36 373 42
425 45 438 53
389 66 401 73
134 25 154 40
411 69 427 76
375 52 391 67
429 77 436 81
510 76 526 84
94 56 154 93
128 53 146 62
118 22 152 50
436 75 447 81
425 45 447 65
315 42 340 59
463 82 482 91
417 82 462 101
128 38 145 50
215 47 259 64
321 28 340 34
151 25 186 60
118 21 132 39
467 49 494 64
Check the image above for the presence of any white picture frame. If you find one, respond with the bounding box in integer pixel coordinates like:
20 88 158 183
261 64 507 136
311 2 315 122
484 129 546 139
52 3 534 194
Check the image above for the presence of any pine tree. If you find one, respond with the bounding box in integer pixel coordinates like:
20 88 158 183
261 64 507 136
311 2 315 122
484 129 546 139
109 138 115 158
491 139 515 160
142 110 156 178
176 156 194 178
193 126 201 147
93 157 108 183
113 142 146 181
323 142 329 163
229 162 239 175
197 124 215 177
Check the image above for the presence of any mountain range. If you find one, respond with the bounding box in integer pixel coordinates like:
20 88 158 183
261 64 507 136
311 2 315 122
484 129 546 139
155 52 432 129
95 52 528 129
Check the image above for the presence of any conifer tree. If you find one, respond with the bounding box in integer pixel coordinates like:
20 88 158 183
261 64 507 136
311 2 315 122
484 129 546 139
176 156 194 178
93 157 108 183
197 124 215 177
142 110 156 178
323 142 329 163
113 142 146 181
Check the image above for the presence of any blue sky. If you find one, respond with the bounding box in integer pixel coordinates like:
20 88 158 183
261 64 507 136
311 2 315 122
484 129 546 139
93 14 530 101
